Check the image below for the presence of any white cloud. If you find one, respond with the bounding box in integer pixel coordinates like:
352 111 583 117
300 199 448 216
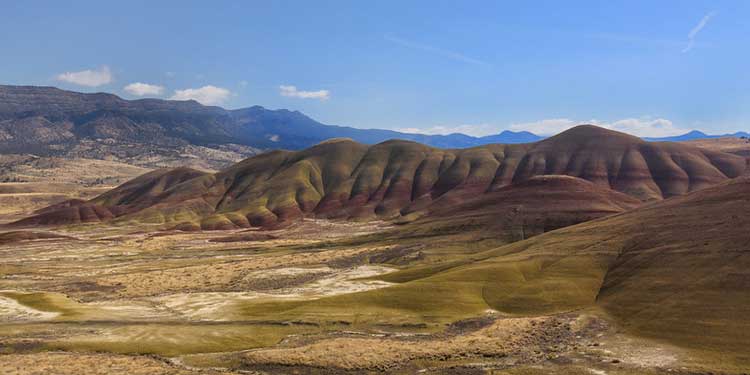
682 11 718 53
510 117 689 138
169 85 231 105
606 118 687 137
508 119 578 136
56 66 112 87
401 117 690 138
397 124 498 137
123 82 164 97
279 85 330 100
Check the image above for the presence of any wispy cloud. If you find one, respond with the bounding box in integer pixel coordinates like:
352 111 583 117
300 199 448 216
384 34 491 67
586 33 686 49
56 66 112 87
279 85 330 100
682 11 718 53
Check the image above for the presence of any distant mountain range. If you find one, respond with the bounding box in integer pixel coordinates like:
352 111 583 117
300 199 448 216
0 85 746 169
0 85 540 166
644 130 750 142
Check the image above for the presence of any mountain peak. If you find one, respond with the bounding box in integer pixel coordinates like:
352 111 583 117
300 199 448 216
685 130 708 136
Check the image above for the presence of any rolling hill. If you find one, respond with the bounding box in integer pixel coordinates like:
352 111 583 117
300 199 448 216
406 174 642 241
13 125 747 229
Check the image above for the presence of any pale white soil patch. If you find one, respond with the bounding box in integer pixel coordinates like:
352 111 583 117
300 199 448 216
152 265 395 320
0 295 59 322
595 334 681 369
84 299 174 320
280 265 395 297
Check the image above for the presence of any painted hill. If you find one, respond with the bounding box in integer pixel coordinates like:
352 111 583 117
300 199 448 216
13 125 747 230
13 167 208 226
408 175 641 241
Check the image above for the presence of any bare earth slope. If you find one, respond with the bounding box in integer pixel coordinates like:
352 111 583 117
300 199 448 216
14 125 747 229
400 174 642 242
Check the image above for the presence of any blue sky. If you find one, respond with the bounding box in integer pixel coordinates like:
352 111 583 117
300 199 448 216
1 1 748 137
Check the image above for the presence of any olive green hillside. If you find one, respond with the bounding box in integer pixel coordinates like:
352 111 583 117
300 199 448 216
11 167 209 226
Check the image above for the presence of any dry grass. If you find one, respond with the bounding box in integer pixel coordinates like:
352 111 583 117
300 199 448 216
683 136 750 156
0 154 149 185
241 316 569 370
0 155 150 223
0 352 234 375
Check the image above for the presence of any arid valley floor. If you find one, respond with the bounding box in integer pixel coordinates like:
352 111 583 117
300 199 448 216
0 218 692 375
2 156 750 374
